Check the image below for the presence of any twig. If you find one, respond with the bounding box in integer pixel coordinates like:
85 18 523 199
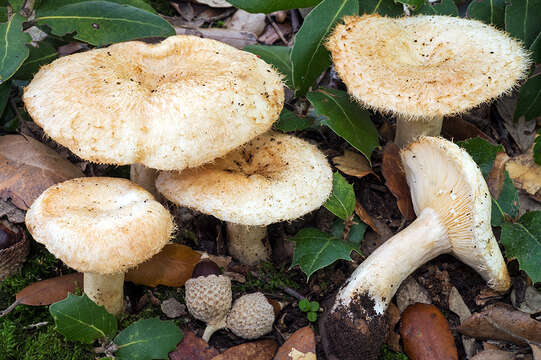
23 321 48 330
0 298 22 318
250 271 305 300
266 15 288 45
484 315 541 347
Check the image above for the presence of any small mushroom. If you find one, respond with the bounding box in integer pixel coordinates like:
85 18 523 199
327 15 530 147
23 35 284 196
25 177 174 315
185 258 232 341
156 132 333 265
226 292 275 339
325 137 510 360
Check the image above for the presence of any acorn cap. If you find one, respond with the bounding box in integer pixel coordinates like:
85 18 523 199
185 274 232 324
226 292 275 339
23 35 284 171
25 177 174 274
327 15 530 119
156 132 333 226
401 137 510 291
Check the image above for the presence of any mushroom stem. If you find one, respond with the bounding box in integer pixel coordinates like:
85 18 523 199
202 317 227 342
130 164 160 199
334 207 449 314
327 208 449 359
395 115 443 147
84 272 125 315
226 223 270 266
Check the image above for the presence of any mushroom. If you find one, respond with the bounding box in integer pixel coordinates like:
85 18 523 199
327 15 530 147
22 35 284 196
325 137 510 360
156 131 333 265
226 292 275 340
25 177 175 315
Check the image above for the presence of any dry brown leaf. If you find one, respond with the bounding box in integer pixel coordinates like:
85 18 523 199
258 23 291 45
381 143 415 220
400 303 458 360
487 152 511 199
274 326 315 360
332 150 375 179
174 27 257 49
16 273 83 306
385 303 402 353
396 277 431 313
354 201 378 234
471 349 515 360
0 135 84 210
169 331 220 360
505 148 541 201
448 287 476 358
441 117 493 143
125 244 200 287
531 344 541 360
212 340 278 360
458 303 541 345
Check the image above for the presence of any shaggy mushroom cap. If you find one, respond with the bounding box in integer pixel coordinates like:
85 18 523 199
156 132 333 225
401 137 510 291
25 177 174 274
23 35 284 170
327 15 530 119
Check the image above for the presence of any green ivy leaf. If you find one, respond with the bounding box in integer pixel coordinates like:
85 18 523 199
458 137 502 178
467 0 505 29
274 109 313 132
114 318 183 360
38 0 157 13
505 0 541 47
49 293 117 344
0 14 31 84
226 0 322 13
324 172 356 220
298 298 310 312
414 0 458 15
491 171 520 226
514 73 541 122
290 0 358 96
534 130 541 166
307 88 379 160
291 228 361 280
395 0 425 9
0 82 9 116
358 0 403 16
8 0 23 11
500 211 541 283
35 1 175 47
244 45 293 88
15 40 58 80
330 215 367 245
0 7 7 22
531 31 541 64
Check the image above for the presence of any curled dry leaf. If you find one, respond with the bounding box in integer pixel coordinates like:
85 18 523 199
0 135 84 210
332 150 375 179
487 152 510 199
505 147 541 201
125 244 200 287
396 277 432 313
169 331 219 360
354 201 379 235
274 326 315 360
212 339 278 360
457 303 541 345
16 273 83 306
381 143 415 220
400 303 458 360
470 349 515 360
441 117 492 143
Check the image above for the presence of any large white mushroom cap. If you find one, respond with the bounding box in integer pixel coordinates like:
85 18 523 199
156 132 333 225
401 137 510 291
23 35 284 170
327 15 530 119
25 177 175 274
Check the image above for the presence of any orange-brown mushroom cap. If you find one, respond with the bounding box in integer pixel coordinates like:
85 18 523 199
23 35 284 170
327 15 530 119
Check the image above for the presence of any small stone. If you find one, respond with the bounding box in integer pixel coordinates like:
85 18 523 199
161 298 187 318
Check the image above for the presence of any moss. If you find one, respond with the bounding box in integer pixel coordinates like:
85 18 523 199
144 0 175 15
379 345 409 360
232 262 299 295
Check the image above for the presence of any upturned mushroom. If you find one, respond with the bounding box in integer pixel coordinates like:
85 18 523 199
23 35 284 196
156 131 333 265
327 15 530 147
25 177 174 315
325 137 510 360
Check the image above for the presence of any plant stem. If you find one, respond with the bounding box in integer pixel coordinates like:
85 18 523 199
227 223 270 266
84 272 124 315
395 115 443 147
